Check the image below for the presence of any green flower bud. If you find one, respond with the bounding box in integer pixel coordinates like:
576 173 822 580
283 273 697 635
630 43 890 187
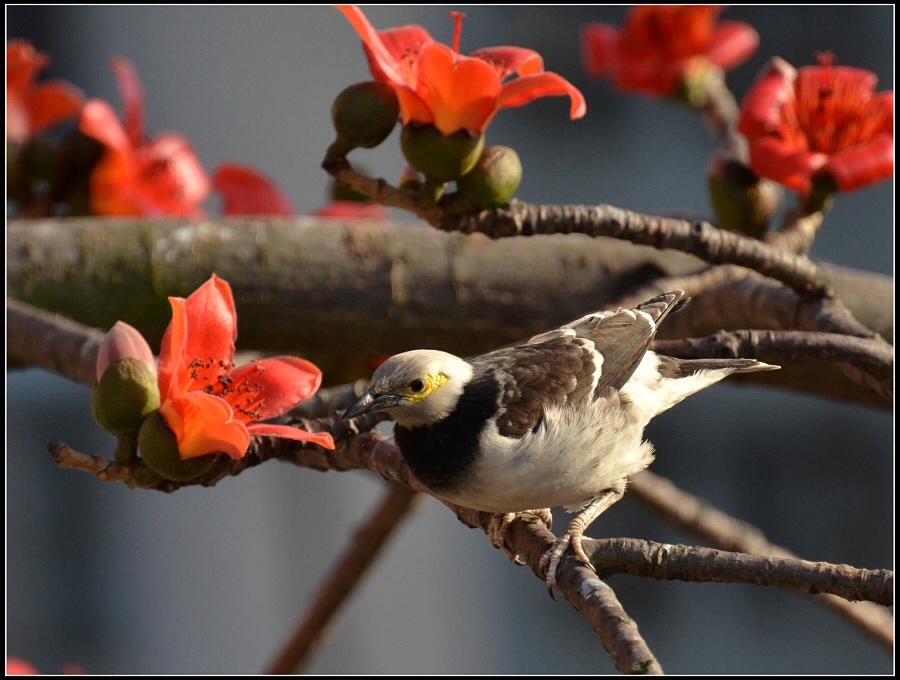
708 152 779 239
331 81 400 154
455 146 523 209
91 358 161 437
400 123 485 182
137 411 218 482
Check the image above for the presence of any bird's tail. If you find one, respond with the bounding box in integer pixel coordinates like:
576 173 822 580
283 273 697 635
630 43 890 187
656 357 779 379
645 355 779 417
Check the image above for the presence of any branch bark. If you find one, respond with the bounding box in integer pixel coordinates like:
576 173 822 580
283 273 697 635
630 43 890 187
8 218 891 352
8 220 892 406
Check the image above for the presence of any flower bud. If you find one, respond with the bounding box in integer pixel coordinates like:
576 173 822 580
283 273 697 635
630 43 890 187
137 411 218 481
455 146 523 209
91 358 161 437
708 152 779 239
400 123 485 182
96 321 156 382
331 81 400 154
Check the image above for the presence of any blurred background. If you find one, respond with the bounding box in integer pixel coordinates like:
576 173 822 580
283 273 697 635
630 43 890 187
6 6 893 674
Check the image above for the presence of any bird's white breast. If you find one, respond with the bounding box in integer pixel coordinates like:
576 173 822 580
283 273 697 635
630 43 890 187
438 398 654 513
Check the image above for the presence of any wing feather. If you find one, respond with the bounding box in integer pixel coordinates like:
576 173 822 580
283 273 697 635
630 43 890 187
472 336 599 439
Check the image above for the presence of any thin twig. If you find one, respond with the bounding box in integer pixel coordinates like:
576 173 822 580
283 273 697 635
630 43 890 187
323 158 834 299
628 470 894 649
267 483 421 674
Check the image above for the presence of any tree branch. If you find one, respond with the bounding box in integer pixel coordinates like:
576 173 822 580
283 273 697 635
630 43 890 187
653 329 893 403
585 538 891 605
628 471 894 649
10 219 890 356
323 158 836 299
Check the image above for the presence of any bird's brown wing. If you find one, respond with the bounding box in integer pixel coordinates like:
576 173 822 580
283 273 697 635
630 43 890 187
562 290 688 391
472 336 600 439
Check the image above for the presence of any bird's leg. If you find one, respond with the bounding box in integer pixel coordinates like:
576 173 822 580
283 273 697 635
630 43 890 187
488 509 554 566
540 480 626 591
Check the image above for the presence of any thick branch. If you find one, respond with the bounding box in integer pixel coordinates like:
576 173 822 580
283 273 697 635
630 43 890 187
10 219 891 354
8 223 892 406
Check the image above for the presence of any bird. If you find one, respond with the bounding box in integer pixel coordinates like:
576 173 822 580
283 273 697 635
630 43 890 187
342 290 778 590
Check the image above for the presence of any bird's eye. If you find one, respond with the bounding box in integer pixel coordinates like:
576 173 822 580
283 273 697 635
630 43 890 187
409 379 426 393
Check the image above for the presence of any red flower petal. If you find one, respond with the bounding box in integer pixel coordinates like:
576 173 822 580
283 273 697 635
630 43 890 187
825 134 894 192
247 423 335 450
365 24 433 85
110 56 145 148
737 57 797 138
227 356 323 422
496 72 587 120
160 391 250 460
748 136 828 194
157 295 189 400
413 42 501 134
25 80 83 135
212 163 294 216
158 275 236 399
581 23 620 79
470 46 544 78
6 40 48 90
132 133 209 217
181 274 238 370
706 21 759 72
7 658 39 675
336 5 408 86
875 91 893 135
78 99 132 157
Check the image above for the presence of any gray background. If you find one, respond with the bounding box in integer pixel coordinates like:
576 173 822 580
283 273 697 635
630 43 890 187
7 6 893 674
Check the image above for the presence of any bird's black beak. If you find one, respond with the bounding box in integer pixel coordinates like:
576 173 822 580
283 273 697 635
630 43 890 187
342 389 405 420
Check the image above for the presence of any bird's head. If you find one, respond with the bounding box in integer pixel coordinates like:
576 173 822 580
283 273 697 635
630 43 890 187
342 350 473 427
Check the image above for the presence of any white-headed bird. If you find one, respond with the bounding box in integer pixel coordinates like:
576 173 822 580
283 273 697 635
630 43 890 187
343 290 777 589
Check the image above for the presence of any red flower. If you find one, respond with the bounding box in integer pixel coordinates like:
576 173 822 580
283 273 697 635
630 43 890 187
212 163 294 216
6 658 83 675
157 275 334 460
6 40 83 144
581 6 758 97
78 57 209 217
6 658 39 675
337 5 585 135
738 55 894 195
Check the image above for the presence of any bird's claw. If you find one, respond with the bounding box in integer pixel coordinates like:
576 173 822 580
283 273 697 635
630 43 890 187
540 525 597 594
487 510 553 565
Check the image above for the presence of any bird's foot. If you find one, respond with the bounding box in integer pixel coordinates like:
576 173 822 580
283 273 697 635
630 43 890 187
539 483 626 595
539 518 596 595
487 509 553 566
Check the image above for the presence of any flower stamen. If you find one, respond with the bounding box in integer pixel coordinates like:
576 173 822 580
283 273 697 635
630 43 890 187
448 11 465 53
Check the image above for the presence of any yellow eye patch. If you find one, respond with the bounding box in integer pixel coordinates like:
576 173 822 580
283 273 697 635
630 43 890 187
405 373 448 402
